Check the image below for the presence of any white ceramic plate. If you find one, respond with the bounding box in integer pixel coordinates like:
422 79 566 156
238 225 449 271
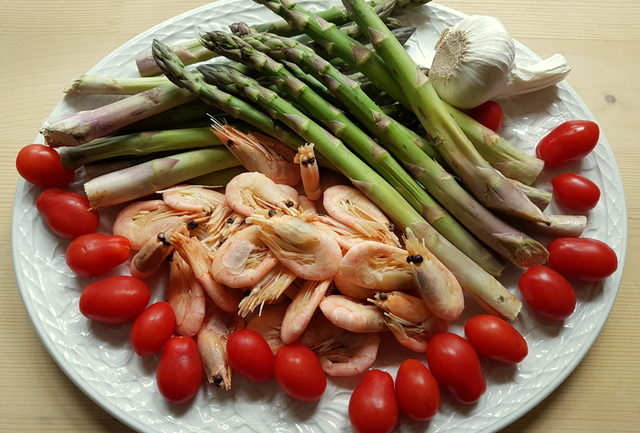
12 1 627 432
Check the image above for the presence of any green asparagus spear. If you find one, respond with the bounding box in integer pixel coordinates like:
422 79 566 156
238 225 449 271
84 147 240 208
197 63 521 320
59 127 222 169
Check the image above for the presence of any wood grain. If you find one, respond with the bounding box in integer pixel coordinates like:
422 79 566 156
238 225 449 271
1 1 639 432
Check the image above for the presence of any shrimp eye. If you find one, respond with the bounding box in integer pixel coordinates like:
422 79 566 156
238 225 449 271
226 139 235 147
302 156 316 166
157 232 171 246
226 217 235 224
377 292 388 301
187 220 199 230
406 255 424 264
268 209 277 217
285 200 294 208
213 375 224 387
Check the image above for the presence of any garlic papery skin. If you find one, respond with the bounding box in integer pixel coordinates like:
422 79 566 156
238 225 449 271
428 15 571 109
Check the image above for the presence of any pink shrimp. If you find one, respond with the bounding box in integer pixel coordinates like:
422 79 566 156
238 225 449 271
339 241 414 291
113 199 205 250
170 232 241 312
323 185 399 246
319 295 387 333
281 279 331 344
192 204 247 251
247 211 342 280
294 143 321 201
368 291 448 352
211 119 299 186
246 302 288 354
160 184 225 213
197 304 245 390
211 225 278 289
298 314 380 376
166 252 206 337
405 228 464 321
224 172 299 217
333 268 372 300
130 225 189 279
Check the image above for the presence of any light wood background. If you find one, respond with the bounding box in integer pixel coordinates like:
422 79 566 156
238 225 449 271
1 1 638 432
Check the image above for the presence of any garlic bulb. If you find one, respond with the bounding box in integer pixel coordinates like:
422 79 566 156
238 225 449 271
428 15 571 109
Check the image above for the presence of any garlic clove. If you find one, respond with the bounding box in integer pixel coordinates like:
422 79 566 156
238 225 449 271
501 54 572 97
429 15 516 109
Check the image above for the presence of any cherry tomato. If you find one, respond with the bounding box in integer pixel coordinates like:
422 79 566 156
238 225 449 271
79 275 150 324
518 266 576 320
548 237 618 281
227 329 275 382
274 344 326 402
426 332 486 404
551 173 601 211
536 120 599 167
16 144 75 187
130 302 176 356
66 233 131 277
36 188 99 238
464 315 528 363
395 359 440 421
156 336 203 404
349 369 398 433
467 100 503 132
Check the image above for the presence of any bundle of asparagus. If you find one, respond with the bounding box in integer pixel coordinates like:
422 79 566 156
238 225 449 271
40 0 587 321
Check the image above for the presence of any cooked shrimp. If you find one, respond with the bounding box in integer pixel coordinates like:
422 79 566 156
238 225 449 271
113 199 205 250
211 118 300 186
368 290 447 352
405 228 464 321
160 184 225 214
130 225 189 279
384 314 448 353
298 314 380 376
225 172 299 217
197 304 245 390
297 195 317 213
333 268 372 300
368 291 432 325
339 241 414 291
319 295 387 333
281 279 331 344
170 232 241 312
294 143 322 201
308 214 370 251
238 264 298 317
193 204 247 251
247 212 342 280
246 302 288 354
323 185 399 246
211 225 278 289
166 252 206 337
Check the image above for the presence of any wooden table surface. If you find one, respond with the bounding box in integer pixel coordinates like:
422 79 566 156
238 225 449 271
1 1 639 432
